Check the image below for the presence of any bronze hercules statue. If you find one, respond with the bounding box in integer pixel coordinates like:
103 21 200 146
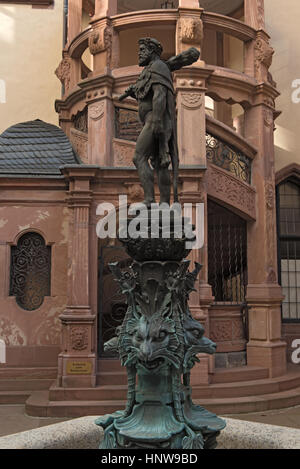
118 38 200 207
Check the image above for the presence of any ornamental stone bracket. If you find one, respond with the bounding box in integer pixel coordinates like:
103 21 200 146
55 53 72 94
206 163 256 221
254 30 274 83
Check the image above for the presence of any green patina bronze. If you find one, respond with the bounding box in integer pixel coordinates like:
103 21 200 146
95 38 226 449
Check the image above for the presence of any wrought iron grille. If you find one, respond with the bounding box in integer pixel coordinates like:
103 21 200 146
98 245 131 357
206 133 252 184
277 180 300 321
115 107 142 142
208 200 247 304
10 232 51 311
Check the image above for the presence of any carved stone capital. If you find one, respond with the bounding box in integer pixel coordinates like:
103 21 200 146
89 25 112 58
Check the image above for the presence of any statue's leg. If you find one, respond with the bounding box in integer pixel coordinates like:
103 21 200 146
157 125 172 205
133 122 155 206
157 167 171 205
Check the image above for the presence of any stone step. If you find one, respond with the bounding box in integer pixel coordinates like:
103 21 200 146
195 386 300 415
0 390 31 405
0 367 57 379
192 372 300 399
25 391 126 418
96 371 128 386
97 359 124 373
0 379 55 392
211 367 269 384
49 384 128 402
25 385 300 418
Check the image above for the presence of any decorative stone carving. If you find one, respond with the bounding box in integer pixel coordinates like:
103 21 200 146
113 140 135 167
265 180 277 284
257 0 265 29
207 164 256 220
210 320 232 342
34 317 62 345
263 108 274 129
55 57 71 93
70 128 88 163
89 102 105 121
0 318 26 346
178 17 203 45
127 184 144 203
254 37 274 81
70 326 88 351
89 25 112 65
181 92 203 109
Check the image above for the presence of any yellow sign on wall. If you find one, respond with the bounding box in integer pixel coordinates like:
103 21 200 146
66 361 92 375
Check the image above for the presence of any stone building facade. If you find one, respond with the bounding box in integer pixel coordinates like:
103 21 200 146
0 0 299 416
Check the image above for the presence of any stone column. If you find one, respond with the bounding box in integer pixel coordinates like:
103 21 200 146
244 92 287 378
94 0 118 17
179 0 200 8
68 0 83 44
57 166 99 388
177 2 204 60
86 76 114 166
244 0 271 79
90 0 119 73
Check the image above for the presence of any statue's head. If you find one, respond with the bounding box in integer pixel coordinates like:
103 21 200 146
138 37 163 66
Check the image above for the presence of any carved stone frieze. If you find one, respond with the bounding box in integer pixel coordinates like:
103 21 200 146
70 128 88 163
207 164 256 220
181 92 203 109
89 102 105 121
113 139 135 167
210 320 232 342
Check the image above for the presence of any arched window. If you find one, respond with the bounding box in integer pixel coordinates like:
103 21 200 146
277 180 300 321
9 232 51 311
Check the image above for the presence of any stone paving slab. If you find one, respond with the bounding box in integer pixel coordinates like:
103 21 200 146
0 413 299 449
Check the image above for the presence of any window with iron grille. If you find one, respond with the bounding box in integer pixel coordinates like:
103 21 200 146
208 199 247 304
9 232 51 311
277 180 300 322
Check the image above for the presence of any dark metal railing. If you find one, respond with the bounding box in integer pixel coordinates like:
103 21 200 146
208 200 247 304
206 132 252 184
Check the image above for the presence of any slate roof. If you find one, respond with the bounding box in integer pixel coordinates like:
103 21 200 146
0 119 81 177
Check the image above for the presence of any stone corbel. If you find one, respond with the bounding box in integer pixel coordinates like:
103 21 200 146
89 23 112 56
55 53 72 94
254 31 274 83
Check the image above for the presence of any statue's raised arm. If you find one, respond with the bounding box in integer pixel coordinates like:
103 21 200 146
166 47 200 72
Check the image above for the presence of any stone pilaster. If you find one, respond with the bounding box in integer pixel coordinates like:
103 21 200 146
85 76 114 166
175 69 210 167
177 2 204 60
67 0 83 44
57 166 99 388
244 92 286 378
